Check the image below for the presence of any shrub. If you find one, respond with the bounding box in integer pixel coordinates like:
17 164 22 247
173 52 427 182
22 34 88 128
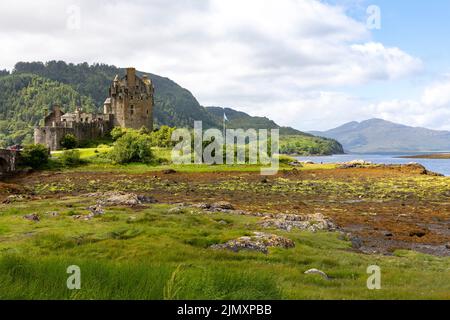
150 126 176 148
109 131 154 164
19 144 49 169
110 127 128 141
60 134 78 150
60 150 82 167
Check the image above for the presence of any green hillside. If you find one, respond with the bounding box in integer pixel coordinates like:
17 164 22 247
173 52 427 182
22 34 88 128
0 73 95 146
0 61 344 155
13 61 218 128
206 107 344 155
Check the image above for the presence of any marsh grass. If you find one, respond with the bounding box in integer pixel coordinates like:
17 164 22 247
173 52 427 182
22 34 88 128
0 198 448 300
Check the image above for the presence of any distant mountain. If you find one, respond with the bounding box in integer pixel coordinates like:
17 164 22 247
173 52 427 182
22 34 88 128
310 118 450 153
0 60 343 155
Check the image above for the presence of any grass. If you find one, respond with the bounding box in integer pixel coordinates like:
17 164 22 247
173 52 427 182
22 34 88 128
49 146 337 174
0 198 449 300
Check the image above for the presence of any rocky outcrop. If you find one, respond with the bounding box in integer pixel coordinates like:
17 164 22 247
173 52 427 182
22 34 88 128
260 212 337 232
210 232 295 254
86 192 156 206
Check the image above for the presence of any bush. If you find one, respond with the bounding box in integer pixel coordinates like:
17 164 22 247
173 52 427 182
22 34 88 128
60 150 82 167
150 126 176 148
60 134 78 150
109 131 154 164
110 127 128 141
19 144 49 169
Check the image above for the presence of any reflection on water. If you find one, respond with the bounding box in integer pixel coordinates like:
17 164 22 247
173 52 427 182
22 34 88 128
296 154 450 176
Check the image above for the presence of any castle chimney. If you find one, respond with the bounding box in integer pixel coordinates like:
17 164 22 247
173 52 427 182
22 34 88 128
127 67 136 88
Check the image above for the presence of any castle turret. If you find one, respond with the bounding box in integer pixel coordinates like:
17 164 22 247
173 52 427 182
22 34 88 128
108 67 154 130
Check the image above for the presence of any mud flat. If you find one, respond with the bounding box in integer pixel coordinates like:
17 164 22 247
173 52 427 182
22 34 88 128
2 163 449 257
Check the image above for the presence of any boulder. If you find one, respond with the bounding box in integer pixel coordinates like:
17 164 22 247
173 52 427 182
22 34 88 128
211 201 234 210
351 236 363 249
23 213 40 222
260 212 337 232
87 204 104 216
87 192 155 206
210 232 295 254
304 268 329 280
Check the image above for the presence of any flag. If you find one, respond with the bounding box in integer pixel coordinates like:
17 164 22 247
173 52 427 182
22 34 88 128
223 112 228 122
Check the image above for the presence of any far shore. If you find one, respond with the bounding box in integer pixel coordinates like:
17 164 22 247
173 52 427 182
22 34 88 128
398 153 450 159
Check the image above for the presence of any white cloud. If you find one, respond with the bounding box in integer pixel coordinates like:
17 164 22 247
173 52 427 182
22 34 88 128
0 0 426 131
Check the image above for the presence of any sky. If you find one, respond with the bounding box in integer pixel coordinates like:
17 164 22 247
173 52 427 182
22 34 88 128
1 0 450 131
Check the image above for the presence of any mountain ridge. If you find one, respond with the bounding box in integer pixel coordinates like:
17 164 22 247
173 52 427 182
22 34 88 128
311 118 450 153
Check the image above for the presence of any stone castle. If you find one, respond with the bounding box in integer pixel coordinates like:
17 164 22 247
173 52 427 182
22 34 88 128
34 68 154 150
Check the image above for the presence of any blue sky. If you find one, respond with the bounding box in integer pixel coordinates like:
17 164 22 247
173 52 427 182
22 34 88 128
341 0 450 99
0 0 449 131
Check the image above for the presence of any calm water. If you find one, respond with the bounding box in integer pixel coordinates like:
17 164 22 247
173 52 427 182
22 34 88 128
296 154 450 176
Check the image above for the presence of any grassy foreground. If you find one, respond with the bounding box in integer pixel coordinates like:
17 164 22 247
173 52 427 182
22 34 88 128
0 197 449 300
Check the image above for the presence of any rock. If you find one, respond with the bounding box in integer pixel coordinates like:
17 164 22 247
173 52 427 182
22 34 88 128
89 192 151 206
260 212 337 232
211 201 234 210
300 161 314 165
46 211 59 217
445 243 450 250
137 195 157 204
210 232 295 254
351 236 363 249
192 203 212 209
217 220 228 225
338 160 373 169
87 204 104 216
261 178 268 184
72 214 92 221
167 206 186 214
409 230 427 238
23 213 40 222
304 268 329 280
162 169 177 174
3 194 30 204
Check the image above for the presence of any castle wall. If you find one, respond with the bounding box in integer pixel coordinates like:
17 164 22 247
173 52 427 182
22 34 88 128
34 67 154 151
34 116 113 151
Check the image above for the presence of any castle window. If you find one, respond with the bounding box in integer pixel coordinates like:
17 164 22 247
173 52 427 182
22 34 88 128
130 105 134 115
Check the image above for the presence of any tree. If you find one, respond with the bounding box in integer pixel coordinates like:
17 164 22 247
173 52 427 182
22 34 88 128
150 125 176 148
60 134 78 149
109 131 154 164
19 144 49 169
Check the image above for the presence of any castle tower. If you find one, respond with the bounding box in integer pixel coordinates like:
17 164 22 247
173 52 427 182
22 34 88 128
106 67 154 130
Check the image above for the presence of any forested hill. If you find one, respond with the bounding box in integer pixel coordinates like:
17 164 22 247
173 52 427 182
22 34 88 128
0 73 96 145
206 107 310 136
0 61 344 155
13 61 218 128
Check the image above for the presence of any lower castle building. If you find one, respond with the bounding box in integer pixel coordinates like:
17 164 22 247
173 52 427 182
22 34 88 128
34 67 154 151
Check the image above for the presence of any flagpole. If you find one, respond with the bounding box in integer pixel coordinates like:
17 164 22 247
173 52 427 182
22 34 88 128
223 111 226 140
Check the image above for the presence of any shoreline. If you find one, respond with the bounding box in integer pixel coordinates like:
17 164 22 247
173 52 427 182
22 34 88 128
398 153 450 159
